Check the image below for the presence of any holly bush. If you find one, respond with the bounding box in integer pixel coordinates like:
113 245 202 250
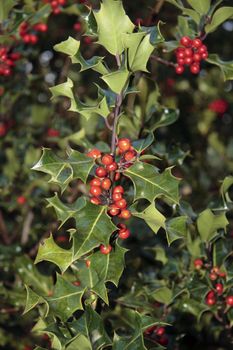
1 0 233 349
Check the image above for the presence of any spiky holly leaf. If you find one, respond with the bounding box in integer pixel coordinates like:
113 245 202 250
35 234 73 273
165 216 188 245
197 209 228 242
93 0 135 55
132 133 154 153
125 162 180 203
23 285 48 315
74 243 127 303
220 176 233 204
32 148 94 191
72 202 117 260
207 54 233 81
132 202 166 234
46 194 86 228
101 69 130 94
54 36 108 75
47 274 85 322
151 286 173 305
70 305 112 349
50 78 110 119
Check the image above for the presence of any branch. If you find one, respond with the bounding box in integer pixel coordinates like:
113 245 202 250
0 210 11 245
21 211 34 245
151 55 176 68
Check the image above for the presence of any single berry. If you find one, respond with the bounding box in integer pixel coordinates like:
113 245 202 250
155 327 165 336
17 196 26 205
90 178 101 187
89 186 102 197
199 44 207 54
113 192 123 201
175 65 184 74
74 22 82 31
115 198 127 209
190 63 200 74
209 272 217 281
106 162 118 172
226 296 233 306
118 228 130 239
119 209 131 219
102 154 114 165
194 258 203 269
118 138 131 152
184 48 193 57
184 57 193 65
87 148 101 159
90 197 101 205
193 53 202 62
100 244 112 254
73 280 81 286
211 266 220 274
47 128 60 137
95 167 107 178
192 38 202 48
117 223 126 229
124 150 136 162
215 283 224 295
158 335 168 346
108 205 120 216
180 36 192 47
0 123 7 137
101 178 112 190
206 290 215 299
113 185 124 194
177 58 185 65
85 259 91 268
115 172 121 181
201 52 208 60
206 297 216 306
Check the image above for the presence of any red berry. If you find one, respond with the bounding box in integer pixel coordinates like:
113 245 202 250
208 99 228 114
119 209 131 219
184 57 193 65
73 280 81 286
56 235 68 242
29 34 38 44
85 259 91 267
201 52 208 60
209 272 217 281
193 53 202 62
124 150 136 162
215 283 224 295
114 172 121 181
10 52 21 61
226 296 233 306
115 198 127 209
118 138 131 152
190 63 200 74
158 335 168 346
102 154 114 165
74 22 82 31
117 223 126 229
206 290 215 299
184 48 193 57
0 86 4 96
106 162 118 172
23 34 31 43
90 197 101 205
192 38 202 48
211 266 220 274
47 128 60 137
180 36 192 47
84 36 92 45
199 45 207 54
101 178 111 190
87 148 101 159
194 258 203 269
89 186 102 196
108 205 120 216
0 123 7 137
53 7 61 14
206 297 216 306
156 327 165 336
177 58 185 65
113 186 124 194
100 244 112 255
118 228 130 239
17 196 26 205
113 192 123 201
95 167 107 178
175 65 184 74
90 178 101 187
176 49 185 59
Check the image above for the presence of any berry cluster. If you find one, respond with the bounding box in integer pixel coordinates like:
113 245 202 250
87 138 137 254
194 259 233 308
0 46 21 77
144 326 168 346
175 36 208 75
19 22 48 45
43 0 67 15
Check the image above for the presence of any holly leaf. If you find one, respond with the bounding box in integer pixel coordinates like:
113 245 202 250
207 54 233 81
35 234 73 273
50 78 110 119
32 148 94 191
23 285 48 315
151 286 173 305
213 238 232 267
205 7 233 33
72 202 117 260
132 133 154 153
132 203 166 234
179 299 209 321
197 209 229 242
0 0 15 21
101 69 130 94
125 162 180 203
47 274 85 322
93 0 135 55
186 0 210 15
54 36 108 75
70 306 112 349
147 108 179 132
165 216 188 245
220 176 233 204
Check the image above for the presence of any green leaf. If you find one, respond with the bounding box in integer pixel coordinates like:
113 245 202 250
54 36 108 74
206 54 233 81
83 10 98 37
72 202 117 260
101 69 130 94
186 0 210 14
23 285 48 315
125 162 180 203
93 0 135 55
47 194 86 228
147 108 179 132
213 238 231 267
220 176 233 204
197 209 229 242
151 286 173 305
205 7 233 33
70 306 112 349
32 148 94 191
0 0 16 21
132 133 154 153
154 246 168 264
132 203 166 234
182 9 201 24
47 274 85 322
74 243 127 303
166 0 183 10
179 299 209 321
35 234 73 273
165 216 188 245
50 78 110 119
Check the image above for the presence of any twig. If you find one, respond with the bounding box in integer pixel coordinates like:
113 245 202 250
151 55 176 68
21 211 34 245
0 210 11 245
